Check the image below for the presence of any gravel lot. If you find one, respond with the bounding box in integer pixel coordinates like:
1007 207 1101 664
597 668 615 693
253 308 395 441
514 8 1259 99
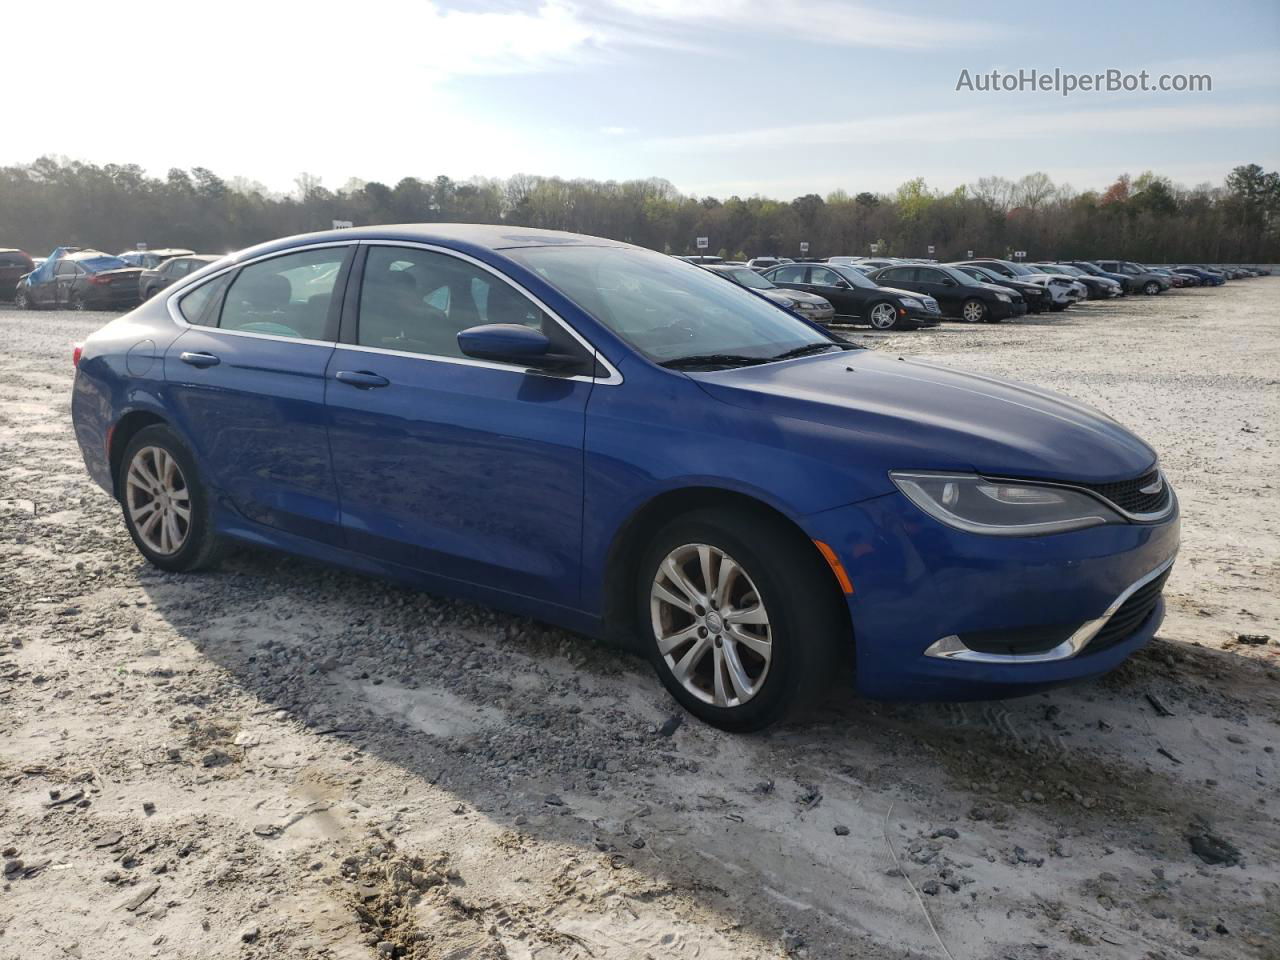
1 284 1277 960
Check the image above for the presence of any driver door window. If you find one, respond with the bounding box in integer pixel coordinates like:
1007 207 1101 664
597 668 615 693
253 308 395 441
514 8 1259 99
771 265 807 284
357 246 547 360
809 267 841 287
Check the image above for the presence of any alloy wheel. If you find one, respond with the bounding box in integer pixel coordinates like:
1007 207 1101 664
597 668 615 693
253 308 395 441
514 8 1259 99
125 446 191 555
650 543 772 708
962 300 986 322
869 302 897 329
13 289 28 309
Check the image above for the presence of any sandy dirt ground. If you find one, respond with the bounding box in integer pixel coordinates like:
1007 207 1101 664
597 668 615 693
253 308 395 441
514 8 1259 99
1 281 1277 960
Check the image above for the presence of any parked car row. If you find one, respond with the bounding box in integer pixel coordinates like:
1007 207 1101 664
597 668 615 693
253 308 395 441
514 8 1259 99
3 246 220 310
688 253 1268 331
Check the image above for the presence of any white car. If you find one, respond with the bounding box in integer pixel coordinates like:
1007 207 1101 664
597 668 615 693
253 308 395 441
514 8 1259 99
746 256 794 273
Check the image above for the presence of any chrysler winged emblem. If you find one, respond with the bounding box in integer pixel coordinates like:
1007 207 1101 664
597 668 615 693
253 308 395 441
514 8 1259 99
1139 473 1164 496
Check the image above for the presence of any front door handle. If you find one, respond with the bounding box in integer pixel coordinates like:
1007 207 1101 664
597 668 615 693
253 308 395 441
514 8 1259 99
179 351 220 368
334 370 390 389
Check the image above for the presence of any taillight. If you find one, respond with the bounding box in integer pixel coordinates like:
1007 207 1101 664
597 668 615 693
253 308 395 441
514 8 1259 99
87 274 107 285
72 344 83 368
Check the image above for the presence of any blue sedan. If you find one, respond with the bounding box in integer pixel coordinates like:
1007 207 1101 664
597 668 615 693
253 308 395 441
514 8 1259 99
71 225 1179 730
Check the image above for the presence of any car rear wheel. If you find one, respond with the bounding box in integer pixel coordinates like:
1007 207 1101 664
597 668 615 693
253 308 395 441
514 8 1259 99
961 298 988 323
1143 281 1160 295
868 301 898 330
637 506 845 731
119 425 222 572
70 292 88 311
13 287 30 309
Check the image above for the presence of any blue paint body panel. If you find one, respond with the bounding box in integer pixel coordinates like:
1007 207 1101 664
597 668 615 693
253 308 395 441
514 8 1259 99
70 224 1180 702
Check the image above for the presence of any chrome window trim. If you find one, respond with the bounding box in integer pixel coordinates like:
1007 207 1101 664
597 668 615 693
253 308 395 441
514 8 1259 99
162 238 623 385
923 551 1177 664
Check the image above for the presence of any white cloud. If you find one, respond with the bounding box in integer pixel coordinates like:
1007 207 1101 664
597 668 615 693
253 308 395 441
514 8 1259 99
646 103 1280 152
603 0 1009 49
599 126 632 136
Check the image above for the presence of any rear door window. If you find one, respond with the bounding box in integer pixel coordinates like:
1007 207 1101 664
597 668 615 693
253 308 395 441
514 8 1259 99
220 247 347 340
771 265 807 283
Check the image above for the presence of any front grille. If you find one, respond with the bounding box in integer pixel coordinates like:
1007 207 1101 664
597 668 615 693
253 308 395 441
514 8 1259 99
1079 469 1171 516
1084 568 1171 655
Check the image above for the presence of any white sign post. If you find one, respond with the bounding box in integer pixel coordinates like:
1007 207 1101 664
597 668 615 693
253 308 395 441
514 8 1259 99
799 241 810 255
927 245 935 256
1014 250 1027 260
136 242 147 251
967 250 974 258
332 219 354 230
696 237 709 251
870 243 880 254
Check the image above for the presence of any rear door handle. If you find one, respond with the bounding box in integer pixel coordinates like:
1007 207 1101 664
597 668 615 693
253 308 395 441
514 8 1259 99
334 370 390 389
179 351 220 368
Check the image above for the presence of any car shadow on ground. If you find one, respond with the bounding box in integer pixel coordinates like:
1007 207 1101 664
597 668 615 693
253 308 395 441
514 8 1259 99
135 543 1280 958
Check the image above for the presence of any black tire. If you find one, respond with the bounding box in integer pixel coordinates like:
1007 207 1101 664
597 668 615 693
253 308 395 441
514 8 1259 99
1143 280 1160 295
118 424 223 572
13 287 31 310
636 506 846 732
960 298 988 323
70 292 88 311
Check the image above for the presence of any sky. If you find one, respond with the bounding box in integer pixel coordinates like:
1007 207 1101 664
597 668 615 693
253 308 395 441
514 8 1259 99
7 0 1279 199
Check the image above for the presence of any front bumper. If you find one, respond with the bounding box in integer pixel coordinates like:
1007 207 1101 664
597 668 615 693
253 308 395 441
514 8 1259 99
802 488 1180 700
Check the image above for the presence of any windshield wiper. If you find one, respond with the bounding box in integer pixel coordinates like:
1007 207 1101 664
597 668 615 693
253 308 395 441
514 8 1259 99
659 353 773 369
769 342 848 361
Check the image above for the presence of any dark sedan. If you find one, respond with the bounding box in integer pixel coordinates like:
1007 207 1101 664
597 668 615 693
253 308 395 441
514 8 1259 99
1061 261 1132 293
702 264 835 323
949 263 1050 313
868 264 1024 322
0 248 35 300
762 262 941 330
14 251 143 311
1174 266 1226 286
140 254 221 300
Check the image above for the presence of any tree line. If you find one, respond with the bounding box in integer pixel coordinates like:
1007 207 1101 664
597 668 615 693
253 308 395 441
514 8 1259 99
1 156 1277 264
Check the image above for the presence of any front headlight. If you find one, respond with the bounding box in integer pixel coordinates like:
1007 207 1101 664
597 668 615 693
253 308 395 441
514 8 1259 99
899 297 923 308
890 472 1122 536
792 300 818 311
994 292 1011 302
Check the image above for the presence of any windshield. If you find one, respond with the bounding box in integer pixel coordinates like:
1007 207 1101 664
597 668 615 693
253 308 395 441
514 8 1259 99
1003 262 1039 276
507 246 834 364
828 264 879 289
79 256 129 272
723 267 774 290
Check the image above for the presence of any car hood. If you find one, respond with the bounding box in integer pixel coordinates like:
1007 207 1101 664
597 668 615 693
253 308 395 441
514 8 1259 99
690 350 1156 485
763 288 829 306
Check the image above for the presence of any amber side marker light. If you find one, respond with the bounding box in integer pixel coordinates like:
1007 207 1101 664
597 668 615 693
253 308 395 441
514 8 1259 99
813 540 854 595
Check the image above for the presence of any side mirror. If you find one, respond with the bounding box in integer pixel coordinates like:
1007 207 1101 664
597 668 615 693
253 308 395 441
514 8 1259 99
941 277 958 287
834 279 851 289
457 324 582 371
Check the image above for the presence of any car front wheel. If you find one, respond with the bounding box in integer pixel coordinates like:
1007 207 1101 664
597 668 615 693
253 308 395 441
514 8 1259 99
638 507 845 731
1143 281 1160 295
961 298 988 323
13 287 30 309
868 301 898 330
119 425 222 572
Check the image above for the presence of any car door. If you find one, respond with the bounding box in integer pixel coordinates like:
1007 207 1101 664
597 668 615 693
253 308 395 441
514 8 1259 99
162 244 352 544
323 243 598 609
52 260 78 305
911 267 964 311
806 265 862 317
